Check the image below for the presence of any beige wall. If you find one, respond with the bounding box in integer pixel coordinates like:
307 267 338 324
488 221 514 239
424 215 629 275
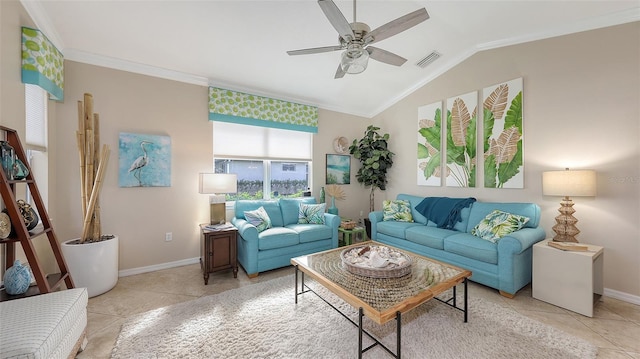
52 62 213 271
371 22 640 298
313 109 372 223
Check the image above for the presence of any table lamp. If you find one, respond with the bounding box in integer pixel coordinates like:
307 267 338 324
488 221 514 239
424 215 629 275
542 168 596 242
199 173 237 225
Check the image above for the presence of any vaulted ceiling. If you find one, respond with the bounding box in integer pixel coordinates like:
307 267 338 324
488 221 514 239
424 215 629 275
22 1 640 117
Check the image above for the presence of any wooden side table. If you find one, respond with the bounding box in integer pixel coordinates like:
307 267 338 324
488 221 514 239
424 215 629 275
200 224 238 285
532 239 604 317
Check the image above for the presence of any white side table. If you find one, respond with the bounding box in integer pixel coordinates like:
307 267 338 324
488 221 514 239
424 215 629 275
532 239 604 317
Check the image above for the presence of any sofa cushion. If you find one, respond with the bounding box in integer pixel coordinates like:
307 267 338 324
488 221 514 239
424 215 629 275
258 227 299 250
466 202 540 232
444 233 498 264
298 203 326 224
235 200 284 227
280 197 316 225
244 206 272 232
377 220 423 239
382 200 414 222
405 226 458 250
396 194 430 225
287 224 333 243
471 210 530 243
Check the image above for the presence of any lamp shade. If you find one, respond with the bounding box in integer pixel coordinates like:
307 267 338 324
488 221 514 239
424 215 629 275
542 169 596 197
341 46 369 74
198 173 237 194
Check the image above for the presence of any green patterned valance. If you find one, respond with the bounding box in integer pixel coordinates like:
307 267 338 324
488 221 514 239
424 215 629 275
208 87 318 133
21 27 64 101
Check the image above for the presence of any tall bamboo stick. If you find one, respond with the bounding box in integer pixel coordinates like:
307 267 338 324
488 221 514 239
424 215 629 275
93 114 101 241
76 93 109 243
81 146 109 242
77 101 86 218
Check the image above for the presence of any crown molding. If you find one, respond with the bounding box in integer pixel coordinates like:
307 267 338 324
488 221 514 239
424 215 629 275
20 0 64 50
476 7 640 52
64 49 209 86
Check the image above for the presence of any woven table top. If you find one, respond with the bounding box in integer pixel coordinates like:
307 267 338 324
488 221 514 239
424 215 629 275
292 241 471 324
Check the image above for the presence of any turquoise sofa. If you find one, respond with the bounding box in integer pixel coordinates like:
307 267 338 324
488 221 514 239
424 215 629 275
370 194 546 296
232 197 340 277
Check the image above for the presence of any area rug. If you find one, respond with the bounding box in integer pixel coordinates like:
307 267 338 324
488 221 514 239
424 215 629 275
112 275 597 359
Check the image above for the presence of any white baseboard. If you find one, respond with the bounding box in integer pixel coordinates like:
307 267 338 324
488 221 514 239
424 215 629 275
118 257 200 277
604 287 640 306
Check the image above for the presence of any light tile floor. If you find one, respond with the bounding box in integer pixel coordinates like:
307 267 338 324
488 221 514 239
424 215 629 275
77 264 640 358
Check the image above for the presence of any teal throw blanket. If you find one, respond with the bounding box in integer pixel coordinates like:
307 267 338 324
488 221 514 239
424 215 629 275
415 197 476 229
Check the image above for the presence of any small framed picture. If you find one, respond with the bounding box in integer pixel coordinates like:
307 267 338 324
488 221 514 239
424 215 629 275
326 154 350 184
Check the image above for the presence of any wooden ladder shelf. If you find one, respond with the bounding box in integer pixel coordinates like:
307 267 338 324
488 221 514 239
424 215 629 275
1 125 74 300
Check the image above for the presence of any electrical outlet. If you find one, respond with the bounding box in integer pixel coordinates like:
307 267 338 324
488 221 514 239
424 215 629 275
165 232 172 242
360 210 363 217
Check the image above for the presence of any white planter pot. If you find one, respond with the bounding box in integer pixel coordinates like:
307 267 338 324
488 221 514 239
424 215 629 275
61 235 119 298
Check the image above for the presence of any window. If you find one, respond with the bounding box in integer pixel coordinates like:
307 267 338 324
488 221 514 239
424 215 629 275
213 122 312 200
25 84 47 151
24 84 48 207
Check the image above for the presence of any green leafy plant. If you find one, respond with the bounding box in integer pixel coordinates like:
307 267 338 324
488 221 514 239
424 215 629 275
349 125 394 212
418 107 442 182
445 97 477 187
483 85 523 188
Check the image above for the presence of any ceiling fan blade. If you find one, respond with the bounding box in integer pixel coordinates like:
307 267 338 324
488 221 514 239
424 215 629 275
287 45 343 56
364 8 429 44
318 0 355 42
367 46 407 66
334 63 346 79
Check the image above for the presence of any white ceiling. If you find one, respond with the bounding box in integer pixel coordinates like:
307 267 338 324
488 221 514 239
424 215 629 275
22 1 640 117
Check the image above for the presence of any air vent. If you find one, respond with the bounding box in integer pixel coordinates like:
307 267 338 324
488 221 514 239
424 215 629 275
416 51 441 68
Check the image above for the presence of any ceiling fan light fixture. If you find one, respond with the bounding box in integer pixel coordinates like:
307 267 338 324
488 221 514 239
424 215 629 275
341 45 369 74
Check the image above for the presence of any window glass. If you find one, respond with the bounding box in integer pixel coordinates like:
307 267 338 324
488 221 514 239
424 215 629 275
212 122 312 200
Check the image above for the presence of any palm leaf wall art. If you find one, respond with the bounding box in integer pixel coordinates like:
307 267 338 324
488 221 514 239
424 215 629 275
417 101 443 186
445 91 477 187
483 78 524 188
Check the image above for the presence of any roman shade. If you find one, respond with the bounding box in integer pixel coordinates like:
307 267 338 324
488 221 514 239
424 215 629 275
208 87 318 133
21 27 64 101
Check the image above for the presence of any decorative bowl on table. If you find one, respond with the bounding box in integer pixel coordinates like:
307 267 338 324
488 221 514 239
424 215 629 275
340 220 357 230
341 245 412 278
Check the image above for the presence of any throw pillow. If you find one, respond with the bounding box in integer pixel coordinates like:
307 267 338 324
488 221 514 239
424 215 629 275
471 210 530 243
298 203 326 224
382 200 414 222
244 206 272 232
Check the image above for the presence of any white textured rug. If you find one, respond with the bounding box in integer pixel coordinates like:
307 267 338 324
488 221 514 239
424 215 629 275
112 275 597 359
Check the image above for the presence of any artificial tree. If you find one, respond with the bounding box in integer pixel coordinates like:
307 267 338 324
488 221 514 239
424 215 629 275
349 125 394 235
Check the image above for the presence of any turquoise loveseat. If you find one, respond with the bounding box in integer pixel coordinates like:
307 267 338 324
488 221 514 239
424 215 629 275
370 194 546 297
232 197 340 277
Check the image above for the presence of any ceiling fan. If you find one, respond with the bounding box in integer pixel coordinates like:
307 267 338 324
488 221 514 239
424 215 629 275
287 0 429 79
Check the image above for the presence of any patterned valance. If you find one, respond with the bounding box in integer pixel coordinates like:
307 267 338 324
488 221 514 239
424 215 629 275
208 87 318 133
21 27 64 101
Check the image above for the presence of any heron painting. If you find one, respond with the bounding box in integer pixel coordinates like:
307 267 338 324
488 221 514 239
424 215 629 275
118 133 171 187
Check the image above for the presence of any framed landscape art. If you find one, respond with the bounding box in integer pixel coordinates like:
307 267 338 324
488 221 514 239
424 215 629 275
326 154 350 184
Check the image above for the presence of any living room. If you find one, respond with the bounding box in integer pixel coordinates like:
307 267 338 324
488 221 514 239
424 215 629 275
1 0 639 358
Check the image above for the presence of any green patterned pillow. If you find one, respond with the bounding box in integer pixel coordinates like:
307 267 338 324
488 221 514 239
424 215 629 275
471 210 530 243
382 200 414 222
244 206 272 232
298 203 326 224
